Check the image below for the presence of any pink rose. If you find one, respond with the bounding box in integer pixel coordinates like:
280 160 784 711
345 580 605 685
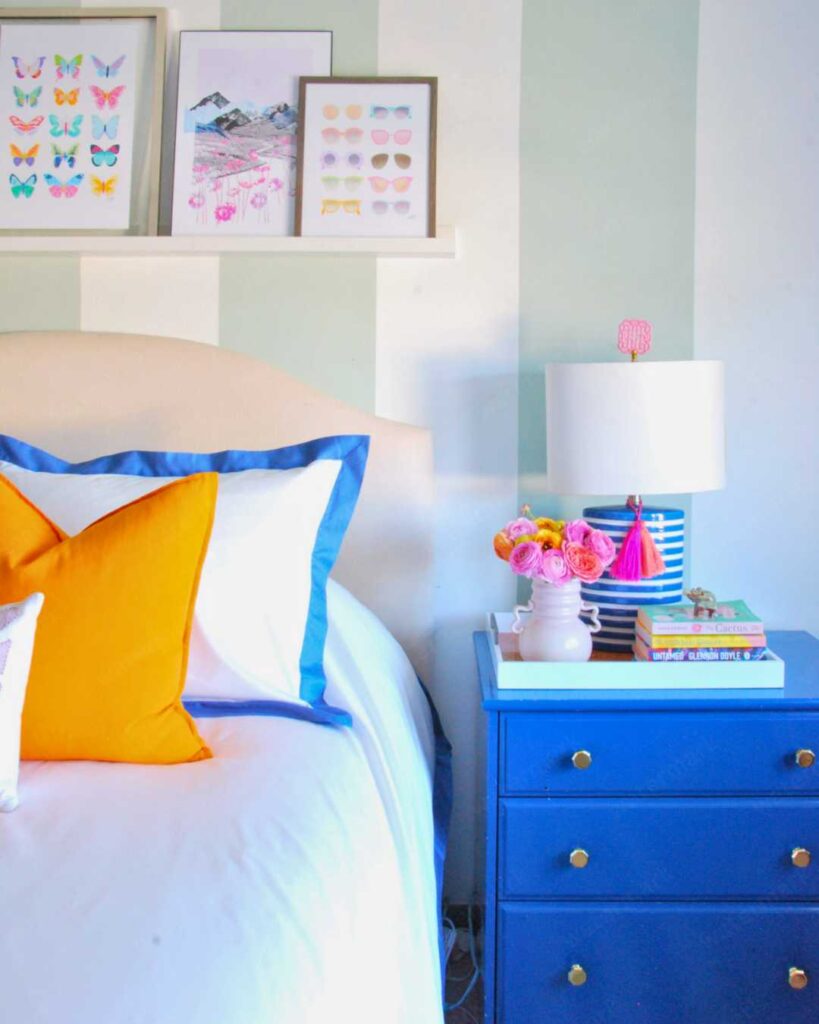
564 519 592 544
586 529 616 567
508 541 543 578
540 547 572 586
505 517 538 542
563 541 604 583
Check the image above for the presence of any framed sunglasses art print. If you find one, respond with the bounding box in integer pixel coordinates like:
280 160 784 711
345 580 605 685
295 76 437 239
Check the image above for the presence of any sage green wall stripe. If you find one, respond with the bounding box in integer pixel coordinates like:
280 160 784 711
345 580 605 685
519 0 699 520
219 0 379 411
0 257 80 332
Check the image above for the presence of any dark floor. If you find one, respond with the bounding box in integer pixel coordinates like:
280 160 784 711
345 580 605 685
445 946 483 1024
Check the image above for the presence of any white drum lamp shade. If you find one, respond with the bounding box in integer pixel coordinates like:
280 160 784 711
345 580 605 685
545 361 725 496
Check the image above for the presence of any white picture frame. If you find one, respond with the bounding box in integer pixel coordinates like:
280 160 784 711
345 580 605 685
295 76 437 239
0 6 166 235
171 30 332 237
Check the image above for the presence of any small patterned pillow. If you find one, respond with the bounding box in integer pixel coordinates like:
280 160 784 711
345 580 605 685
0 593 44 812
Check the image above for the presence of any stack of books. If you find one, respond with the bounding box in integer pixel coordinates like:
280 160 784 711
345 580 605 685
635 600 766 662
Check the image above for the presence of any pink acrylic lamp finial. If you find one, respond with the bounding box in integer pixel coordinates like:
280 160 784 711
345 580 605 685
618 319 652 361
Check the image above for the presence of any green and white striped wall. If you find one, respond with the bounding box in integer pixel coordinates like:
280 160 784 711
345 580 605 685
4 0 816 900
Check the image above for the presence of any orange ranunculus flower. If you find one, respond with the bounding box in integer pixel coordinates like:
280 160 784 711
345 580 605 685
493 531 514 561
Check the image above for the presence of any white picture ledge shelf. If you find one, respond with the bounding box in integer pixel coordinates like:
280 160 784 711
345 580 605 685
0 225 456 258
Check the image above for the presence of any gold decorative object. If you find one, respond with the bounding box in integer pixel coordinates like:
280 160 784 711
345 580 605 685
789 967 809 990
571 750 592 770
795 749 816 768
568 964 587 987
792 847 812 868
569 848 590 869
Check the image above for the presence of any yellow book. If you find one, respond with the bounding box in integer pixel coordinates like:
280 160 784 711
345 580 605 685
635 625 766 649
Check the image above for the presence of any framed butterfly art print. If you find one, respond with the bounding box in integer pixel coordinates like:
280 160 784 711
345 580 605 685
0 8 166 233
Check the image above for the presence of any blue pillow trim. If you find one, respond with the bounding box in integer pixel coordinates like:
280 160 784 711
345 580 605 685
187 683 453 995
184 698 352 727
0 432 370 720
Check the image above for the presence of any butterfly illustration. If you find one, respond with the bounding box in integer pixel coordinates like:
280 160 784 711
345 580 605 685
9 173 36 198
9 143 39 167
89 85 125 110
90 144 119 168
13 86 42 108
9 115 44 136
44 172 84 197
52 144 78 169
91 55 126 79
54 54 83 80
90 175 117 197
11 57 45 80
54 87 80 107
91 115 119 140
49 114 83 138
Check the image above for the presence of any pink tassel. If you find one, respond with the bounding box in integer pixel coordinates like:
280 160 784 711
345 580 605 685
639 522 666 578
609 518 644 580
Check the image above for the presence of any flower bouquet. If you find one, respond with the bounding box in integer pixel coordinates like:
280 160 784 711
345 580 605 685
493 509 614 662
493 510 616 585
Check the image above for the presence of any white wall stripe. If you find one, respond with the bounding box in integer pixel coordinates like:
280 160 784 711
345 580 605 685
377 0 522 901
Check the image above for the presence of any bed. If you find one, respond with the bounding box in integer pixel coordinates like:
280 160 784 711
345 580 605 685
0 331 448 1024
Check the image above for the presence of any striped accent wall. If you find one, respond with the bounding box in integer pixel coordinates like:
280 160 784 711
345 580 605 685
3 0 817 901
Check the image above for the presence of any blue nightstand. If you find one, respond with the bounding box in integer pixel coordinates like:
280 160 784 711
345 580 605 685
476 629 819 1023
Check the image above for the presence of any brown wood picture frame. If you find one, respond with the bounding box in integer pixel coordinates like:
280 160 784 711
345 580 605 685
295 75 437 239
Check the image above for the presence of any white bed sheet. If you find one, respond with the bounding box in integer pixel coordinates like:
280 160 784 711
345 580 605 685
0 581 444 1024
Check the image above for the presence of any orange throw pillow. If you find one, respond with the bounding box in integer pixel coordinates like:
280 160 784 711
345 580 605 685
0 471 217 764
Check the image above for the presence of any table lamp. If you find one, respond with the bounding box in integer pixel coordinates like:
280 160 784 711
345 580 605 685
545 323 725 651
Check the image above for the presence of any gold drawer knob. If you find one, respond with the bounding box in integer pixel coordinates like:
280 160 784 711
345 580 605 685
572 750 592 770
568 964 587 987
789 967 809 990
792 847 812 868
795 749 816 768
569 848 590 869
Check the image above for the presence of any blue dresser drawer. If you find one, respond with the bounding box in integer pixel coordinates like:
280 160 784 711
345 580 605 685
502 710 819 795
500 797 819 900
497 902 819 1024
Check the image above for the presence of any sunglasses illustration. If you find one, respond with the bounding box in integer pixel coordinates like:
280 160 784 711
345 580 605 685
321 198 361 215
370 129 412 145
321 175 363 192
320 151 364 170
372 200 410 215
370 105 411 120
321 126 364 144
371 152 411 169
368 175 412 194
322 103 363 120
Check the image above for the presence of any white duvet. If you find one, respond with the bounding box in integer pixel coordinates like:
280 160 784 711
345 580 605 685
0 581 444 1024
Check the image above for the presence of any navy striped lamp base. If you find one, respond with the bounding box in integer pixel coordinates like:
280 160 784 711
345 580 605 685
581 504 685 653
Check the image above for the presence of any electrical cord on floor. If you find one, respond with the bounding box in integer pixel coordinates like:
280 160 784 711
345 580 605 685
444 902 481 1016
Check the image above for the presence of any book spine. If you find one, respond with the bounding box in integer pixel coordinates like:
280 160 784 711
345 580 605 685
635 626 766 649
637 615 763 636
635 644 768 663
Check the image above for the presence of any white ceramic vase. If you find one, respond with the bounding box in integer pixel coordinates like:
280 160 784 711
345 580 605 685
512 577 601 662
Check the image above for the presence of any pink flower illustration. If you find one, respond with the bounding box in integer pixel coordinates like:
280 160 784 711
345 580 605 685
214 202 236 222
250 192 267 209
269 177 284 192
188 192 205 209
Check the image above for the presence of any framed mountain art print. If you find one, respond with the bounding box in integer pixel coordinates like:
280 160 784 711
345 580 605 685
0 7 166 235
295 77 437 239
171 30 332 236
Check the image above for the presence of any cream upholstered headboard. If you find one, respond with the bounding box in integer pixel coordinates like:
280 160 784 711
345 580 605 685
0 331 434 679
